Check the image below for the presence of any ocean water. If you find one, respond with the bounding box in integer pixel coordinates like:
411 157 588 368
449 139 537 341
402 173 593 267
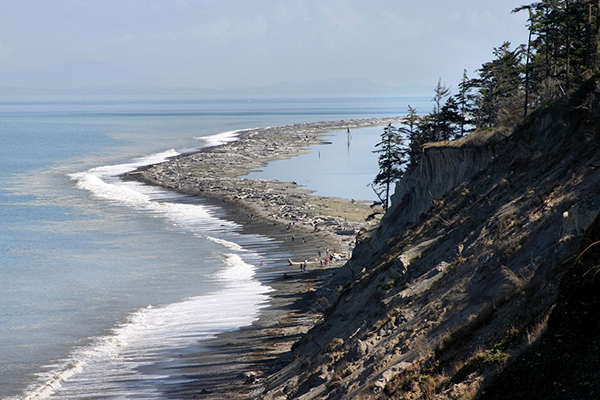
0 93 429 399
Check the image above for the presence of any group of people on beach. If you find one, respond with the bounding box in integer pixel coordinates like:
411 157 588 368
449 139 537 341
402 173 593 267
296 249 343 273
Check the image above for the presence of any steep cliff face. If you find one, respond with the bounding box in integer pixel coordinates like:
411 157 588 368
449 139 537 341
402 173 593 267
379 129 508 247
258 83 600 400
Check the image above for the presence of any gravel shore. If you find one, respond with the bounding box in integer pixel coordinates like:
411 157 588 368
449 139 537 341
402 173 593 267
125 117 402 398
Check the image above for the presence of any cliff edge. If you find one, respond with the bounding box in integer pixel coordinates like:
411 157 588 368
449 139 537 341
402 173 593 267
257 81 600 399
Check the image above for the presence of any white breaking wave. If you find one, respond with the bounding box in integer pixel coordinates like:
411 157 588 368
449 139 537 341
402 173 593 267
194 128 247 147
204 235 247 252
216 253 258 281
19 254 271 399
27 134 274 399
68 129 252 234
69 147 239 234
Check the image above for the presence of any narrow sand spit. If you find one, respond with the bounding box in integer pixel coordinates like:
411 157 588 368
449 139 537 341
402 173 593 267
129 117 403 255
125 117 402 398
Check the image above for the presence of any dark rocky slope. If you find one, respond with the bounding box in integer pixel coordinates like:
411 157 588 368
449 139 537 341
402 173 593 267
480 207 600 399
257 80 600 399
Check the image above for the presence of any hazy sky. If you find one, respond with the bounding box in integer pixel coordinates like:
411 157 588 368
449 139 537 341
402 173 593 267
0 0 530 90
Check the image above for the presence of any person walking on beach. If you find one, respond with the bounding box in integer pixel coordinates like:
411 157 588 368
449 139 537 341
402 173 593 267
303 259 307 272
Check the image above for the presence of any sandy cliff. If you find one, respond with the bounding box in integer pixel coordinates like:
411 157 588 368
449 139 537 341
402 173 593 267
257 83 600 399
376 128 508 251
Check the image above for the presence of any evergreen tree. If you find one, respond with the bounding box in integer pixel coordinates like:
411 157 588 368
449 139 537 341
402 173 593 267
372 124 406 210
432 78 452 140
370 1 600 218
515 0 600 103
432 78 452 115
403 105 423 166
471 42 525 128
439 96 463 140
456 69 477 136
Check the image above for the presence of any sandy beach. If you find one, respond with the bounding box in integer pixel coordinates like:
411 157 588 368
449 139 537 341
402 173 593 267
127 117 403 398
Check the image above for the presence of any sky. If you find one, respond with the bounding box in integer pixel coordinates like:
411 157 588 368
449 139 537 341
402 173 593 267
0 0 530 91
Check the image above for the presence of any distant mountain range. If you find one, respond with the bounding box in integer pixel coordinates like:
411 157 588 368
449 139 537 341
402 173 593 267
0 61 429 95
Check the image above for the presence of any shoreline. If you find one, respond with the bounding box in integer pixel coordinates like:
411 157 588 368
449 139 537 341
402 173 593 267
129 116 403 254
163 197 348 399
127 117 402 398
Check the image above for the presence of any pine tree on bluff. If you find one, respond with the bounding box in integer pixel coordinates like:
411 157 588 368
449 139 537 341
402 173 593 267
379 0 600 206
372 124 406 210
472 42 525 128
514 0 600 107
432 78 452 140
456 69 477 136
404 105 423 166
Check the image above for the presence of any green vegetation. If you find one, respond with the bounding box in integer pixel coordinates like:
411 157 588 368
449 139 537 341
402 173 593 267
450 329 522 387
514 1 600 106
372 123 406 210
379 0 600 185
276 4 600 399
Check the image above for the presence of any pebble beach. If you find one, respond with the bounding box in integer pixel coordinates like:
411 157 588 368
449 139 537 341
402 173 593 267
127 116 404 398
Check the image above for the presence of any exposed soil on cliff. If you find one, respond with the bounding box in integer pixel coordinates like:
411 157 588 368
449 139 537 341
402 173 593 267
129 82 600 399
254 81 600 399
479 213 600 399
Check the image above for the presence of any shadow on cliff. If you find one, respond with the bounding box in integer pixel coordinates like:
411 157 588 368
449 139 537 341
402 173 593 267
258 76 600 400
479 212 600 399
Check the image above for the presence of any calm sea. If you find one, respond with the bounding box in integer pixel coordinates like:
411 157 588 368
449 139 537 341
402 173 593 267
0 93 429 399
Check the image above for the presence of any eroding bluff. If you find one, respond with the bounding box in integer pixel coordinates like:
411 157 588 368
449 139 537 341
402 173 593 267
257 98 600 399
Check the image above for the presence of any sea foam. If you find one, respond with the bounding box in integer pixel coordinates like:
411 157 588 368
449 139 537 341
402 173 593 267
194 128 249 147
17 253 271 400
20 133 273 399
